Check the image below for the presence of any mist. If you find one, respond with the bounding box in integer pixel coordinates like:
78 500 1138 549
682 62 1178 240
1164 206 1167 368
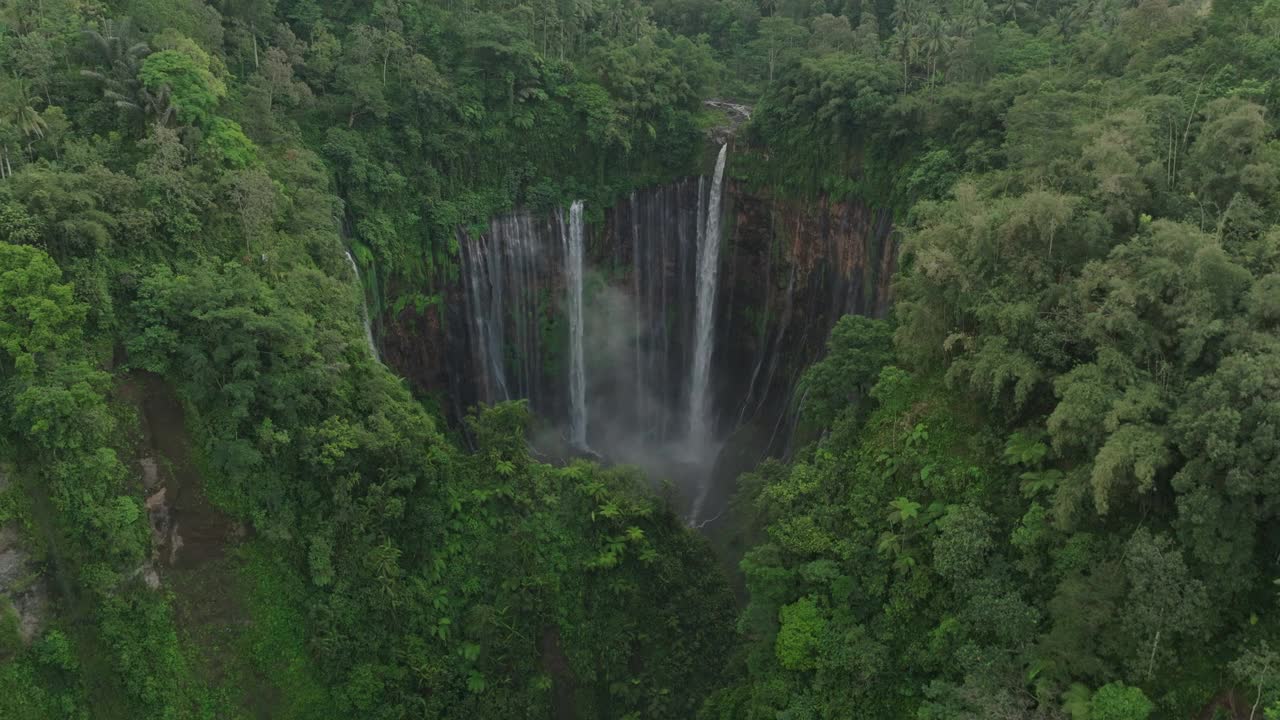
524 270 725 526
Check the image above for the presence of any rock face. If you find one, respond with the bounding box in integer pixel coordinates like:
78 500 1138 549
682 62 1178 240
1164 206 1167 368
703 100 753 145
717 186 896 454
381 178 896 465
0 468 48 646
117 372 238 578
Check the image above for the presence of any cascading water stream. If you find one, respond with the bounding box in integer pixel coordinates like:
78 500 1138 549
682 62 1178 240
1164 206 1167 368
424 156 898 531
344 250 381 363
686 144 728 525
563 201 588 449
687 144 729 450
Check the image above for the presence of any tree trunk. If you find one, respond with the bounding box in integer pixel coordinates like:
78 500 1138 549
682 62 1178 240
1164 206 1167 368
1145 628 1160 679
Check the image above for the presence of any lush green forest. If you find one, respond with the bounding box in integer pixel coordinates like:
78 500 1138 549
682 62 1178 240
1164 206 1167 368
1 0 1278 718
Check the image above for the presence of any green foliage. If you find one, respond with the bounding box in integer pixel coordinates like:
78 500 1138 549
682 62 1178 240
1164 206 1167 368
1090 682 1154 720
4 0 1280 717
713 0 1280 716
775 596 825 671
138 47 225 126
0 241 191 716
798 314 894 427
0 243 84 376
0 641 82 720
202 117 257 168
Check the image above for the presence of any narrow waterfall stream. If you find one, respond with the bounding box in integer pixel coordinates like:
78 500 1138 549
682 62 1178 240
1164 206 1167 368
686 144 728 525
686 144 727 448
687 144 729 451
344 250 381 362
563 200 588 449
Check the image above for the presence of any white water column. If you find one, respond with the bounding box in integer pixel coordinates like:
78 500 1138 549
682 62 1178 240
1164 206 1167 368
344 250 381 363
687 144 729 450
564 200 588 449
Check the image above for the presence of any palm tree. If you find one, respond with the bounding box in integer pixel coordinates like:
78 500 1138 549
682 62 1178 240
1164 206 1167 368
1052 2 1088 36
991 0 1030 23
1 79 47 162
79 18 173 124
80 18 150 80
890 0 920 32
919 13 951 83
952 0 991 38
891 0 921 91
12 105 47 141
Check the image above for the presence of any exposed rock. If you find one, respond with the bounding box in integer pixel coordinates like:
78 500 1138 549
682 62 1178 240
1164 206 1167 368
168 523 185 567
118 372 240 577
139 456 161 490
703 99 753 145
145 486 172 573
128 561 163 591
0 525 49 645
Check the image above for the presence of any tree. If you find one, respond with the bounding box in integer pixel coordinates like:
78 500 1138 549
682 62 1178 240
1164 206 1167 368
798 315 893 427
137 124 208 243
1121 530 1210 680
1186 98 1279 209
0 242 84 378
750 16 809 83
138 43 227 126
917 12 950 83
334 25 393 126
1230 641 1280 720
775 596 825 670
991 0 1030 22
0 79 48 162
227 168 275 256
253 46 312 116
78 16 154 124
810 13 855 53
1090 682 1154 720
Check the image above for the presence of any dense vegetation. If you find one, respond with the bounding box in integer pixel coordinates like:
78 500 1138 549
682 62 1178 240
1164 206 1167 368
0 1 732 717
0 0 1277 719
708 1 1280 718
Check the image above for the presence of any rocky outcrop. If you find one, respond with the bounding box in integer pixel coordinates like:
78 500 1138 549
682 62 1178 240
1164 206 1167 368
703 100 753 145
117 372 240 578
0 467 48 647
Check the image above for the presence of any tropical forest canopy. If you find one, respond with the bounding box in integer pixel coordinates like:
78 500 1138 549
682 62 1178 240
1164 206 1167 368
0 0 1278 718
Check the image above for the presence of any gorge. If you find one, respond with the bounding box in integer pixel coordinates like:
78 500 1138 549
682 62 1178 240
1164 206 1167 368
380 139 897 526
5 2 1279 718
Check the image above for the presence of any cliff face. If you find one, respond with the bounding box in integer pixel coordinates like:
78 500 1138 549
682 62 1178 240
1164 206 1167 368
379 178 896 459
716 185 895 454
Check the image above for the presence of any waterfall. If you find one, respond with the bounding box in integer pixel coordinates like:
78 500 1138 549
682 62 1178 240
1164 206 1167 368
563 201 588 449
460 229 509 403
426 163 899 529
687 144 729 449
631 191 643 435
344 251 381 362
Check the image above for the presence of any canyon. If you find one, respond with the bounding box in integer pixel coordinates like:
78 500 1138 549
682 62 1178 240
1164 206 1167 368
379 144 897 524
